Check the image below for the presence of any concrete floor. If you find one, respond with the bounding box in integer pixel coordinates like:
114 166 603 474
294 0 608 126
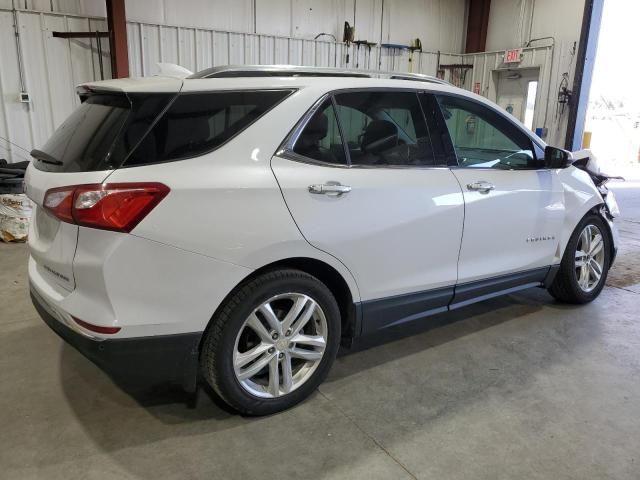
2 182 640 480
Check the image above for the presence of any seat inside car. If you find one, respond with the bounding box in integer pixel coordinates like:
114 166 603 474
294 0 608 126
295 112 338 163
359 119 399 164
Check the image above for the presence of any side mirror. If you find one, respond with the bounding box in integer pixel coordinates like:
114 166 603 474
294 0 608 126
544 146 571 169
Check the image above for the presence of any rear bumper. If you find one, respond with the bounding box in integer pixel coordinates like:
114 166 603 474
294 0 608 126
31 286 202 391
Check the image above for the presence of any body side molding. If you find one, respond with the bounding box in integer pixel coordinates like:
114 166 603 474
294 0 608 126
355 267 553 337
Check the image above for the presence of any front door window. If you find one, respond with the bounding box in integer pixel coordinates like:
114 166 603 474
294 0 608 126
436 95 539 170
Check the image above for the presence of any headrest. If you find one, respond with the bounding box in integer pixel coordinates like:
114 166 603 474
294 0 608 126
361 120 398 154
304 112 329 140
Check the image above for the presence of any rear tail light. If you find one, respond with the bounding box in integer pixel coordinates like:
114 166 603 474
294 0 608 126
43 183 170 233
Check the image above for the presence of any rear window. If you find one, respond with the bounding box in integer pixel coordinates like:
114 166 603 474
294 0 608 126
32 93 174 172
32 89 292 172
125 89 292 166
33 94 128 172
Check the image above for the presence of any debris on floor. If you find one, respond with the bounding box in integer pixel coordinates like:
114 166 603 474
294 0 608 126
0 160 31 242
0 193 32 242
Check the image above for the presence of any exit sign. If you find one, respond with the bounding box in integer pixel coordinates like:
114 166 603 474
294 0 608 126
504 49 522 63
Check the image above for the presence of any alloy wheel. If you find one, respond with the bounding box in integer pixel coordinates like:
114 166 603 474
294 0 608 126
232 293 328 398
574 224 606 292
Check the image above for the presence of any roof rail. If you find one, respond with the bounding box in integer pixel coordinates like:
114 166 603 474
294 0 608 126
188 65 450 85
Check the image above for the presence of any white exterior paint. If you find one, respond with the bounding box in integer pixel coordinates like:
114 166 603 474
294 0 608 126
272 157 464 300
24 166 113 293
450 168 564 282
25 74 613 341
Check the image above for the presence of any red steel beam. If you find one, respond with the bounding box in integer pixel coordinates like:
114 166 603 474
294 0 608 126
106 0 129 78
465 0 491 53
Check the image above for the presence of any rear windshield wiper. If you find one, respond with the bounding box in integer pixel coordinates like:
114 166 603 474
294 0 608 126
31 149 63 166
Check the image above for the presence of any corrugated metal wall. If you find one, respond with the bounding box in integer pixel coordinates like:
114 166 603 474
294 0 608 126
125 20 463 77
0 7 465 162
0 4 556 163
0 0 468 50
0 8 109 162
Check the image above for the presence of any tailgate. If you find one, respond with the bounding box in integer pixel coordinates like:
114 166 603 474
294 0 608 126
25 165 111 293
24 83 181 293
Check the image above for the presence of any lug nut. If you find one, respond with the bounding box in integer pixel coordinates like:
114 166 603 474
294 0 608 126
285 329 292 336
278 352 284 359
268 347 275 354
272 333 279 340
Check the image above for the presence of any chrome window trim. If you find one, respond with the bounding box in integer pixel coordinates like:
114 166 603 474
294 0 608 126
275 150 453 171
448 166 549 172
277 150 352 169
277 93 331 157
277 87 451 170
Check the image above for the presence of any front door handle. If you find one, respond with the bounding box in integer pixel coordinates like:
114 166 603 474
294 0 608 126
308 182 352 196
467 181 495 194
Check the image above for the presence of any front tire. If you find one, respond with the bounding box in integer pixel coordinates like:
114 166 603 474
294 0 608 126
548 214 611 304
200 269 341 415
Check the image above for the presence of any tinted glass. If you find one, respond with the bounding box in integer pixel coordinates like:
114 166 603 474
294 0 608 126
436 95 538 169
293 99 346 165
33 93 178 172
333 91 435 166
34 94 130 172
126 90 292 166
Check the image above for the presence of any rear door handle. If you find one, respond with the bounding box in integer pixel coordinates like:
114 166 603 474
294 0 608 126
467 181 495 194
308 182 352 196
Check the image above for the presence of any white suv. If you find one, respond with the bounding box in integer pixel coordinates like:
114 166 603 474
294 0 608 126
26 66 619 415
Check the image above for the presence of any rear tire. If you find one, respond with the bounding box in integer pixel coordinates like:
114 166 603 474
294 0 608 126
200 269 341 415
548 214 611 304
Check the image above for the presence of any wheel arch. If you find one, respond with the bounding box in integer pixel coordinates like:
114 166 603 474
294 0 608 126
591 205 617 262
558 203 615 263
556 167 610 261
200 256 361 352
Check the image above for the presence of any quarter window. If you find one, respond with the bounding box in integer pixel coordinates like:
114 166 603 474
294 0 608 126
436 95 538 170
125 89 292 166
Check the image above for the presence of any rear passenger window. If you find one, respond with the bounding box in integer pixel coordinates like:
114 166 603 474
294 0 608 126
293 99 347 165
333 91 436 167
125 89 292 166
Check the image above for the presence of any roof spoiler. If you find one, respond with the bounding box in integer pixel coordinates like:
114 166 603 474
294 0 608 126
154 63 193 79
